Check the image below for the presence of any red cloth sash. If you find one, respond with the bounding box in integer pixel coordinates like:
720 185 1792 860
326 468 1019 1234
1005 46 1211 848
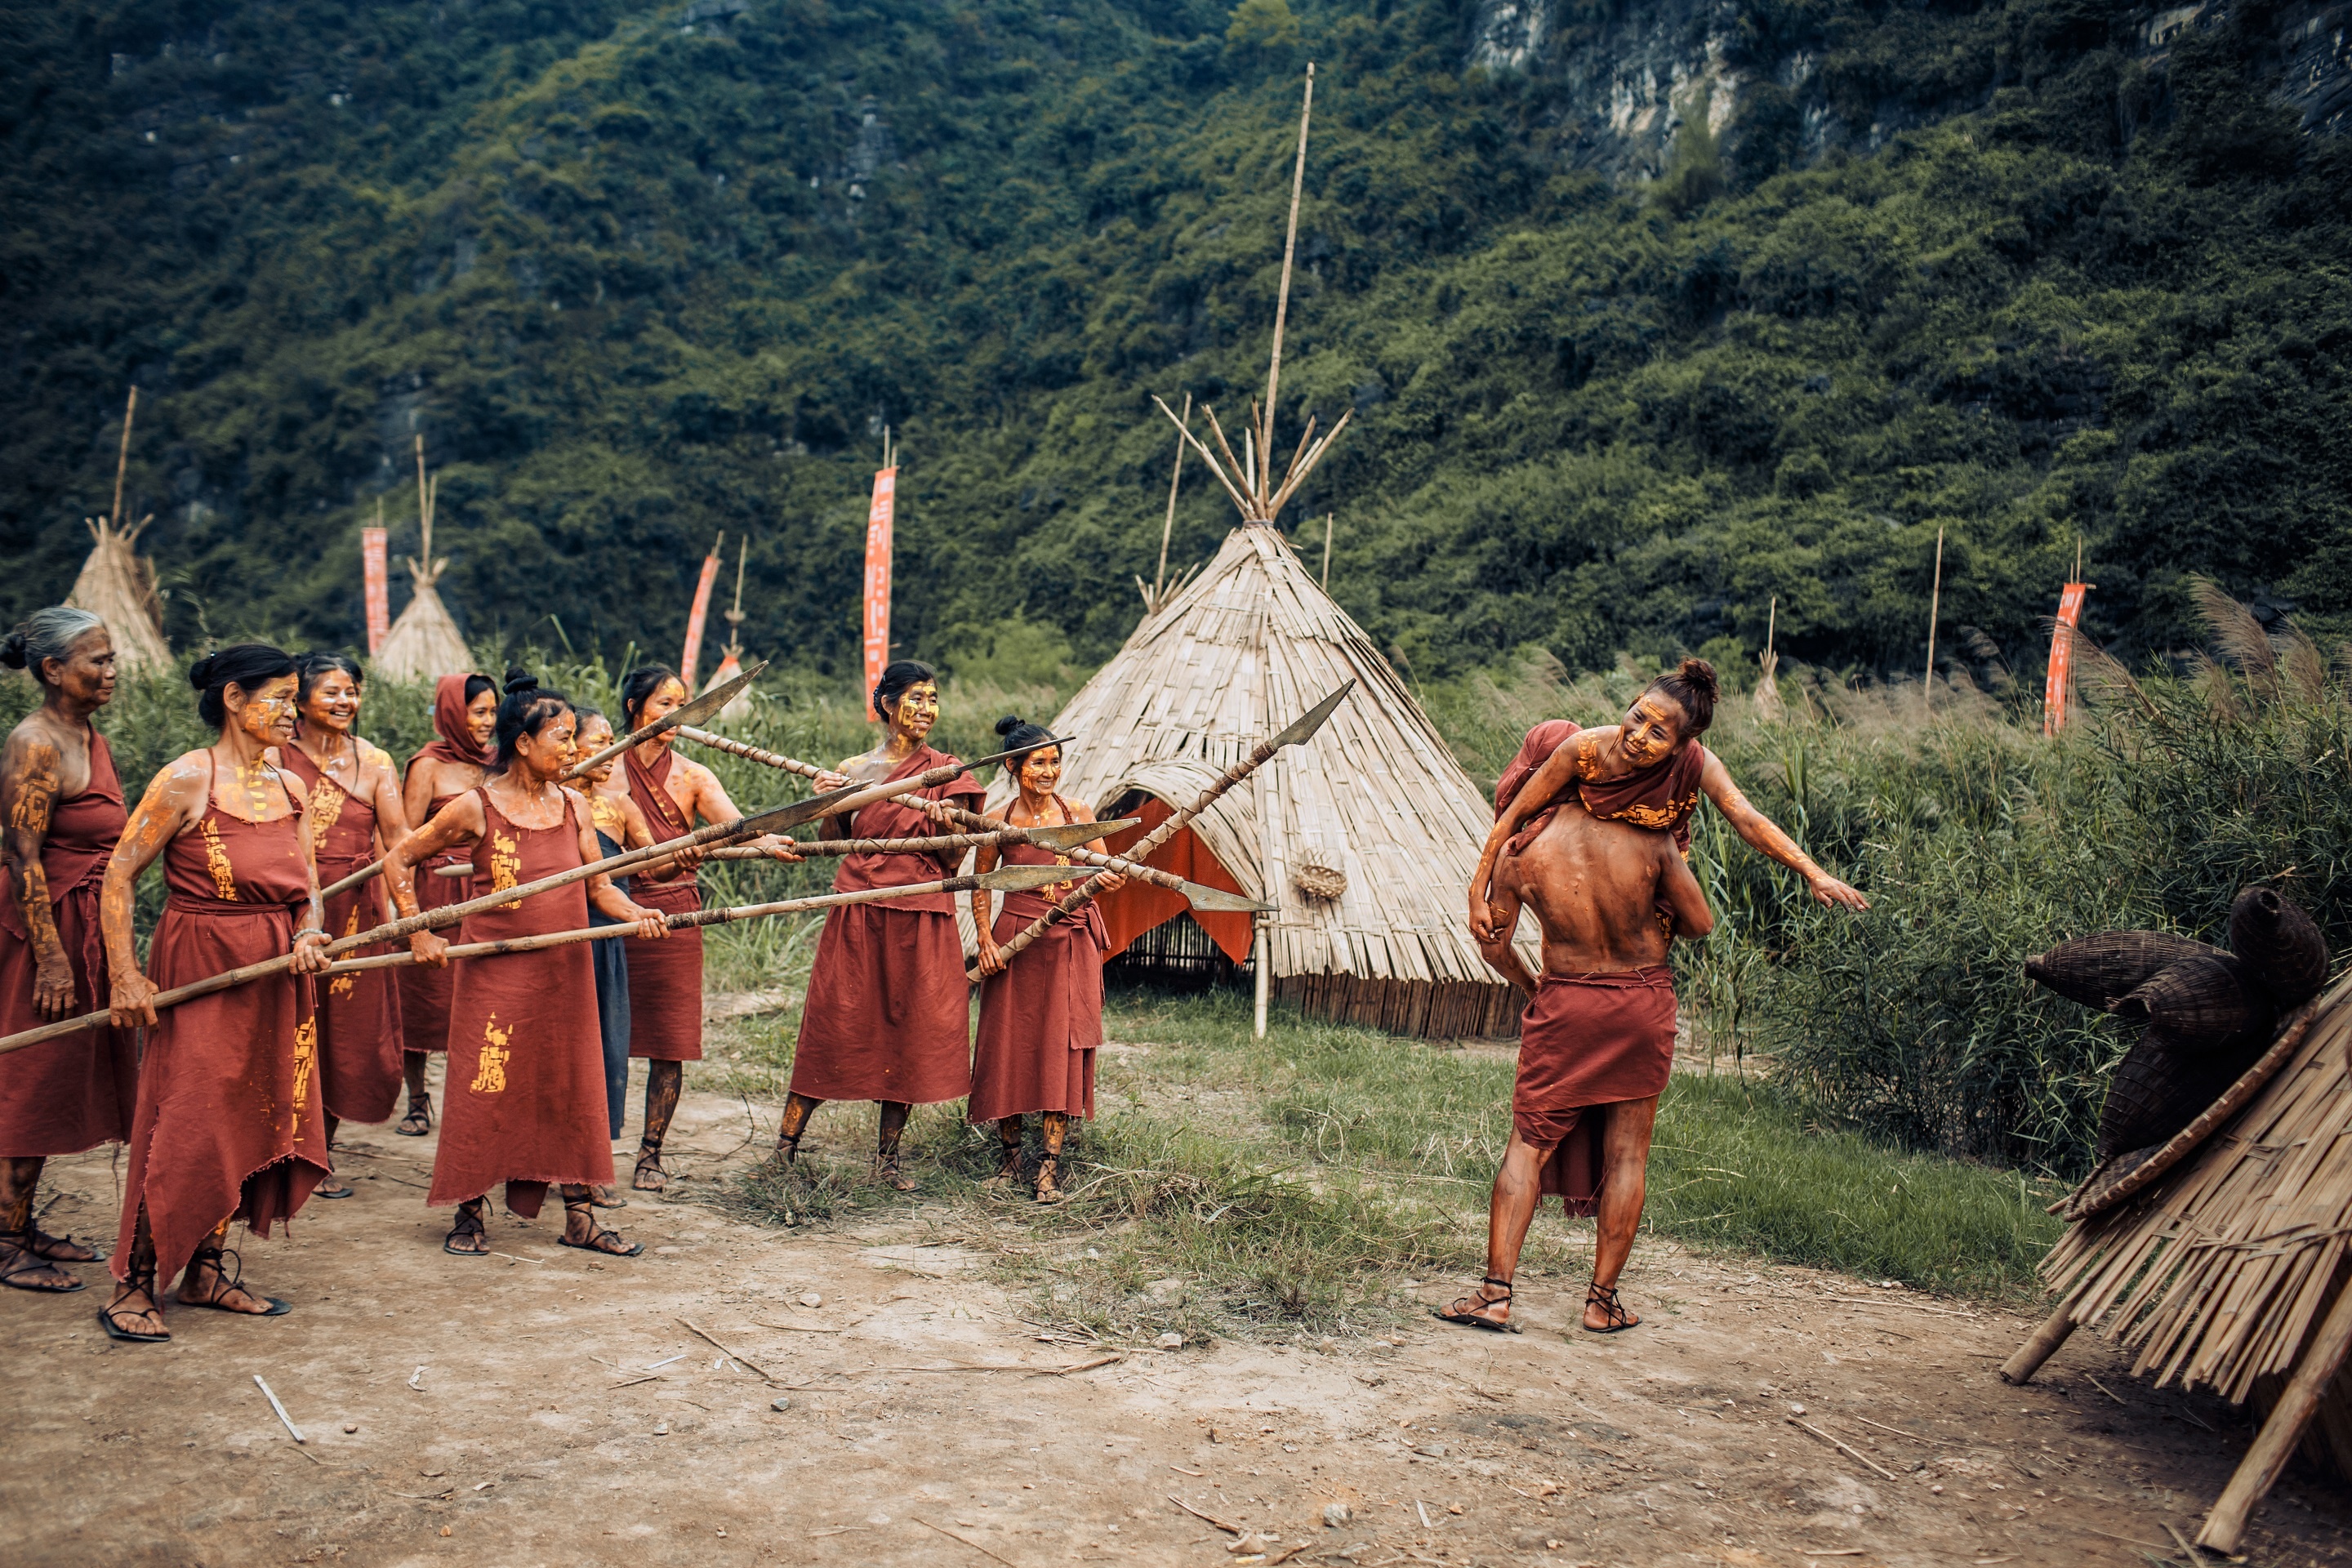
0 730 133 1156
969 826 1105 1124
1512 967 1676 1217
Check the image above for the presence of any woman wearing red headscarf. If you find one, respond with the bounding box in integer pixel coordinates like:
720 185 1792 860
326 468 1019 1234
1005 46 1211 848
394 672 497 1135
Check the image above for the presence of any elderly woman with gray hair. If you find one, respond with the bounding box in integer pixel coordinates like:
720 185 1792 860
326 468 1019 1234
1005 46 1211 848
0 607 133 1294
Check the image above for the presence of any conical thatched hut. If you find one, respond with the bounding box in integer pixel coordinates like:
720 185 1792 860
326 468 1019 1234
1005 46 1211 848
374 445 474 682
1007 522 1536 1039
66 517 172 673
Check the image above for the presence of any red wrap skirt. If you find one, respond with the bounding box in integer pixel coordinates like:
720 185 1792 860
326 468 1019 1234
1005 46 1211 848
1512 968 1676 1216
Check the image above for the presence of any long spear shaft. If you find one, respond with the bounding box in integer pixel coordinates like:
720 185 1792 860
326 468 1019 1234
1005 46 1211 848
964 681 1355 982
429 820 1136 875
670 726 1263 912
314 662 772 902
0 737 1051 1056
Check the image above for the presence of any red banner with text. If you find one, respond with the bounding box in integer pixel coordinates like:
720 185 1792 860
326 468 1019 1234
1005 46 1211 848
2042 581 2090 736
361 527 390 657
863 467 898 720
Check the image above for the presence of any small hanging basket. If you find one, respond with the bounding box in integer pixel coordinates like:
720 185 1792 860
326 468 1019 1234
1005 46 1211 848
1294 862 1348 902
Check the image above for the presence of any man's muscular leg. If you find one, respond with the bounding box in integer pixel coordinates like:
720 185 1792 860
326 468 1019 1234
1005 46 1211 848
1584 1094 1659 1331
1441 1130 1555 1327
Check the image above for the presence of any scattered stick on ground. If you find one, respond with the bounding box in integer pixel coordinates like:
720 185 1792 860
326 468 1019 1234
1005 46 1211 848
1785 1416 1897 1481
677 1317 780 1383
1846 1413 1935 1442
915 1517 1022 1566
254 1375 305 1444
1168 1494 1245 1534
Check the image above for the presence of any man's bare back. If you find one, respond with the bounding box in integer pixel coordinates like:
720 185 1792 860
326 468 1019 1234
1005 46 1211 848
1489 804 1713 979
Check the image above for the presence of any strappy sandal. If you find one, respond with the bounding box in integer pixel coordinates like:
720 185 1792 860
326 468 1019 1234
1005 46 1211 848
1034 1153 1066 1205
874 1152 917 1192
0 1231 84 1293
630 1144 667 1193
1583 1281 1640 1334
1432 1276 1521 1333
23 1226 101 1263
180 1244 292 1316
982 1143 1022 1189
395 1094 433 1137
443 1199 489 1257
315 1178 354 1199
98 1256 169 1343
558 1192 643 1257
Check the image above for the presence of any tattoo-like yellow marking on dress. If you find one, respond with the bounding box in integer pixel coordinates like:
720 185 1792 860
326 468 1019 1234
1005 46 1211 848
303 775 347 850
292 1015 318 1111
200 815 239 900
471 1015 511 1094
488 827 523 906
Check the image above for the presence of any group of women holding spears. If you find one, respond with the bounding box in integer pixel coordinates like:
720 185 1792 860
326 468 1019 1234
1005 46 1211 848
0 612 1120 1346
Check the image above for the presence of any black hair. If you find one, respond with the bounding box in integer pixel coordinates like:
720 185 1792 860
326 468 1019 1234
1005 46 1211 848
189 643 298 728
462 673 497 706
871 659 936 724
1642 657 1722 740
492 668 575 769
296 651 364 708
621 665 683 727
994 714 1057 766
0 607 107 687
572 702 608 731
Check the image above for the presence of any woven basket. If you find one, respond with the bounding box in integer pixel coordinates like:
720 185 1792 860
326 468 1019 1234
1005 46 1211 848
2109 952 2273 1054
2024 930 2218 1010
1294 862 1348 902
2093 1024 2270 1161
2229 885 2329 1006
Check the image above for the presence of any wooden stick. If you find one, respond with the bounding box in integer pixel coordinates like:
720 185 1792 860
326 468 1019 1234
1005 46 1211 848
915 1517 1022 1568
2197 1280 2352 1551
110 387 138 530
1200 404 1257 517
677 1317 781 1385
967 682 1352 980
1924 523 1944 715
1843 1413 1935 1443
1261 62 1315 497
255 1374 305 1444
1998 1306 2077 1385
1167 1494 1245 1535
1321 512 1334 589
1152 396 1253 516
1153 392 1191 608
1784 1416 1897 1481
935 804 1267 914
431 823 1129 875
0 740 1055 1058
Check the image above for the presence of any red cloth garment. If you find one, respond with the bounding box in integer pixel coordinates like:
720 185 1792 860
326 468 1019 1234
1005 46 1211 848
1494 723 1708 856
1512 967 1676 1217
427 788 612 1215
407 674 492 773
113 758 327 1286
621 746 703 1062
791 746 985 1105
969 820 1105 1124
0 730 135 1156
395 791 470 1056
279 739 403 1124
1094 797 1254 964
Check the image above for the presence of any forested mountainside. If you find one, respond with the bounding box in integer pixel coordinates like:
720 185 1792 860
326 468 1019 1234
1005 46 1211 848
2 0 2346 682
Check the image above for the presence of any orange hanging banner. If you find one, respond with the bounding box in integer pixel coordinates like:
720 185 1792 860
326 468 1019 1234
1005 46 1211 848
863 467 898 720
2042 581 2090 736
679 533 723 688
361 527 390 657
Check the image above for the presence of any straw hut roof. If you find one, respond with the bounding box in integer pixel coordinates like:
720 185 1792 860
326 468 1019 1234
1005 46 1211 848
374 452 475 683
67 516 172 674
998 522 1536 1039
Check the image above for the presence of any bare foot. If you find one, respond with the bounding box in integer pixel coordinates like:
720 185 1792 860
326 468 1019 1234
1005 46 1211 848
589 1183 627 1209
875 1157 917 1192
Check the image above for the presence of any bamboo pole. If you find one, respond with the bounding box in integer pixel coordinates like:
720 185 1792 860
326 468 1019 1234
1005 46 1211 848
110 387 138 530
1998 1307 2078 1386
2198 1283 2352 1552
1260 62 1315 501
1321 512 1334 590
964 681 1354 982
1924 523 1944 715
1151 393 1192 610
0 736 1056 1057
430 821 1130 875
1252 914 1271 1039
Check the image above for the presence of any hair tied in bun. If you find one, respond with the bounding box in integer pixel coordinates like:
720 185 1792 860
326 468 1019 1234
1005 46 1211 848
503 667 540 697
995 714 1026 738
1642 656 1721 739
0 630 29 670
188 653 217 689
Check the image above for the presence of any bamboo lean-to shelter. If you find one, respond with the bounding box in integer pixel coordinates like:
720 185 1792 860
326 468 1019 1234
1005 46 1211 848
65 387 172 673
374 435 476 682
2002 973 2352 1550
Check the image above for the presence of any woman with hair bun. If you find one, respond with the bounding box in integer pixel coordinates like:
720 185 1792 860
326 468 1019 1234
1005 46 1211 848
393 671 499 1135
969 718 1123 1204
775 659 983 1190
1469 657 1869 953
382 674 678 1258
280 653 411 1195
0 608 134 1293
96 643 332 1343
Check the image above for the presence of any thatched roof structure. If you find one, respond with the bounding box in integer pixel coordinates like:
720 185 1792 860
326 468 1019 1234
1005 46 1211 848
1002 522 1535 1039
67 517 171 673
702 537 754 721
374 446 475 683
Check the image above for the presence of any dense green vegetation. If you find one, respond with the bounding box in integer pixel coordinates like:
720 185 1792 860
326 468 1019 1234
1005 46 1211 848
3 0 2345 684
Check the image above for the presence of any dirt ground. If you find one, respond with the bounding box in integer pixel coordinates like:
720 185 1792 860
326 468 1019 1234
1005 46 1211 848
8 1058 2350 1568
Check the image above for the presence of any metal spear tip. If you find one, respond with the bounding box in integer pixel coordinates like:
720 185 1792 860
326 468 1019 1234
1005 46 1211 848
665 658 767 733
1268 680 1356 751
1022 818 1137 852
1178 886 1277 914
977 865 1103 893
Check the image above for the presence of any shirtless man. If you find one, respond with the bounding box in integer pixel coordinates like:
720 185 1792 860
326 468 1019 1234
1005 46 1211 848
1438 801 1712 1335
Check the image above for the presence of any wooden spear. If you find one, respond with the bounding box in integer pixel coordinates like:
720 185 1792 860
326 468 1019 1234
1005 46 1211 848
668 726 1263 913
963 680 1355 982
321 866 1096 978
0 736 1058 1057
314 660 771 902
428 819 1137 875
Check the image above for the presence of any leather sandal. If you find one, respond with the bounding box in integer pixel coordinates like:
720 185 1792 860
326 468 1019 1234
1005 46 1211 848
395 1094 433 1137
558 1192 643 1257
1034 1153 1066 1205
443 1199 489 1257
180 1243 292 1316
1584 1281 1640 1334
0 1230 83 1293
1432 1276 1521 1333
98 1254 169 1343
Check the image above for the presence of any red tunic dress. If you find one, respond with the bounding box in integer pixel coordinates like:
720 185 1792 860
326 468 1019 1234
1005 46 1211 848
622 747 702 1062
791 746 985 1106
279 742 403 1125
112 758 327 1288
426 787 612 1216
0 729 135 1156
969 823 1104 1124
396 790 470 1057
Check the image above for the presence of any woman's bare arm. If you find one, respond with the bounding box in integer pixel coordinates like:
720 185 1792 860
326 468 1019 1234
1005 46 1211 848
2 729 74 1019
101 753 211 1027
1468 729 1602 941
1695 752 1869 911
